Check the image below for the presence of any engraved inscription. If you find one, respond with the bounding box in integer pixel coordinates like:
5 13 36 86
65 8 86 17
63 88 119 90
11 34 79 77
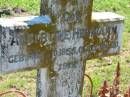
0 25 119 64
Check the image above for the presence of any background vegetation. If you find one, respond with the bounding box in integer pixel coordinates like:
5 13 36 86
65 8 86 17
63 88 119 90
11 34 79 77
0 0 130 97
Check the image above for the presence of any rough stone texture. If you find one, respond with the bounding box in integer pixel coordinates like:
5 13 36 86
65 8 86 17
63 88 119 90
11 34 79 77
37 0 92 97
0 11 124 97
0 16 51 73
0 0 125 97
36 0 124 97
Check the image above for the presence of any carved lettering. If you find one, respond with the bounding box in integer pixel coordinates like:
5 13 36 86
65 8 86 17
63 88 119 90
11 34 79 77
53 46 84 57
57 61 78 71
10 37 19 46
8 55 24 63
0 24 119 64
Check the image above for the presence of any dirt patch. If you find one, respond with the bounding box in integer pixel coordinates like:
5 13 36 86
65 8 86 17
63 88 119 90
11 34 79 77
120 49 130 57
0 7 29 17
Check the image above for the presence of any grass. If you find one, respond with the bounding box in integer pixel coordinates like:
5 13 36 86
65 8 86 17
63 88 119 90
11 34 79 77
0 0 40 15
0 0 130 97
84 0 130 95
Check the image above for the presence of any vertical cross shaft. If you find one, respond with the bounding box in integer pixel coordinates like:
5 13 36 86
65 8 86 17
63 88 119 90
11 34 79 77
36 0 93 97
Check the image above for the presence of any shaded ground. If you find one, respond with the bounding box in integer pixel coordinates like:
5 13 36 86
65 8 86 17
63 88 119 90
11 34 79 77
0 7 30 17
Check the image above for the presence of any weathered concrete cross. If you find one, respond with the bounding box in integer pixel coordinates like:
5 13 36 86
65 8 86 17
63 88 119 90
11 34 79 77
0 0 124 97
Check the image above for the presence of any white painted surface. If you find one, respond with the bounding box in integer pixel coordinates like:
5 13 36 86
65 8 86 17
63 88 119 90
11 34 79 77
92 12 125 22
0 16 51 27
36 68 49 97
0 16 51 73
